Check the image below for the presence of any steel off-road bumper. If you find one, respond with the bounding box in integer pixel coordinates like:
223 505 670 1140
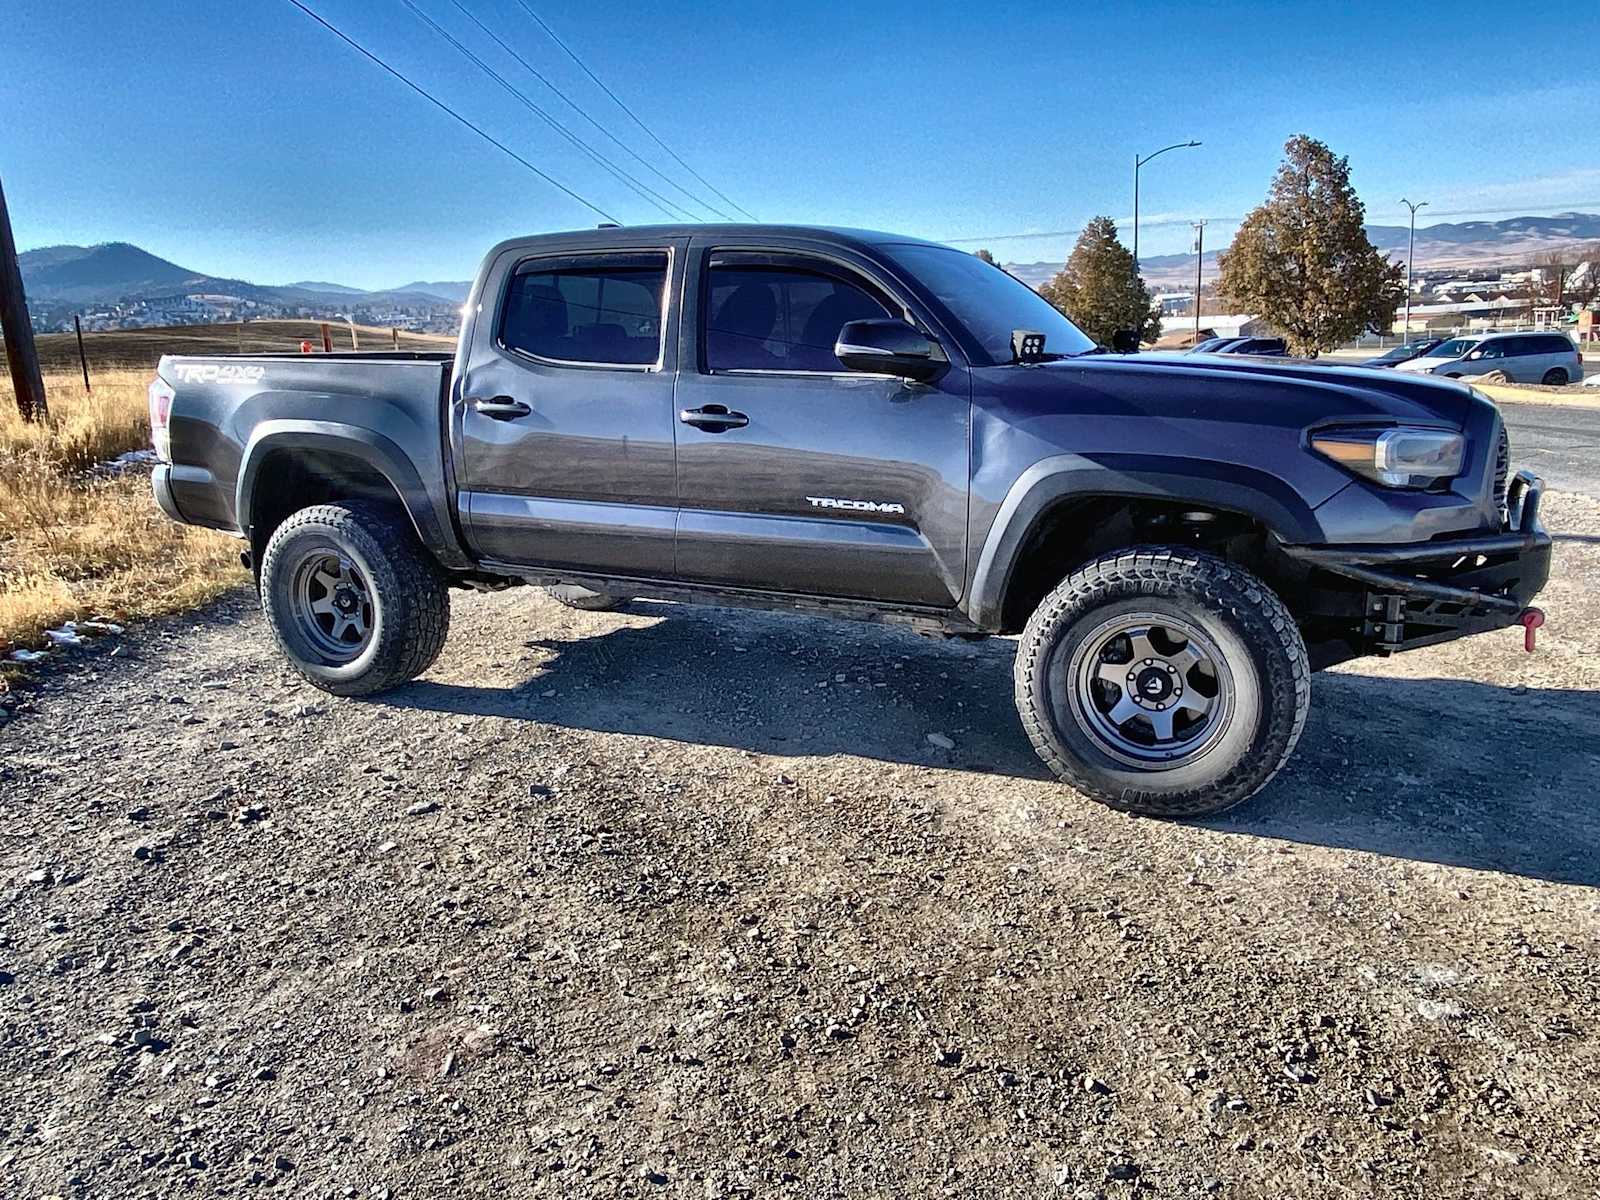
1283 471 1551 661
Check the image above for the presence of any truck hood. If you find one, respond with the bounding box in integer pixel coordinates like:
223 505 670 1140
1072 352 1489 428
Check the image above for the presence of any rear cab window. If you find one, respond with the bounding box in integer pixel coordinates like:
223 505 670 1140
500 251 669 367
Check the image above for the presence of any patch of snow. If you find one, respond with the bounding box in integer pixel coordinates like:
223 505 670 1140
45 625 85 648
8 649 49 664
93 448 160 477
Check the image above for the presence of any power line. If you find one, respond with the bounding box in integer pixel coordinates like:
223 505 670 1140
400 0 693 222
513 0 757 222
279 0 620 224
445 0 732 222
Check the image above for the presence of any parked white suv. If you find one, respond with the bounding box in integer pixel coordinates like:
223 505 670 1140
1393 332 1582 385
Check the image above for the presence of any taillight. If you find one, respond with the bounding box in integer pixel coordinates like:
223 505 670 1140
148 377 174 462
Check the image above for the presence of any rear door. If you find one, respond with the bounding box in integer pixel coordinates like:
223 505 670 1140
454 243 684 575
671 240 971 606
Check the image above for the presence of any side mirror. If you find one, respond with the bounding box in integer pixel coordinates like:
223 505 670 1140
1110 328 1140 354
1466 349 1483 360
835 318 948 382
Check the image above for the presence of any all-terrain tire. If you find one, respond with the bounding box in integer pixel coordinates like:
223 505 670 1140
259 502 450 696
546 584 626 612
1014 546 1310 817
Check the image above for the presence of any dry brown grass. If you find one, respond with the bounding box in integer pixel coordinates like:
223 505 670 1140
1 371 245 666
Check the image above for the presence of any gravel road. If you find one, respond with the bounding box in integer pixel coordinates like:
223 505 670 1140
3 496 1598 1198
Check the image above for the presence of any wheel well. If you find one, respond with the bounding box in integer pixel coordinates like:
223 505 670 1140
247 448 412 565
997 496 1295 632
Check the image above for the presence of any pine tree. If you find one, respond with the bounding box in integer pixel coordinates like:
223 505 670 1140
1217 135 1403 356
1039 217 1160 346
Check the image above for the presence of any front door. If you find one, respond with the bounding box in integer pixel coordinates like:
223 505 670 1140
672 245 970 607
455 245 682 576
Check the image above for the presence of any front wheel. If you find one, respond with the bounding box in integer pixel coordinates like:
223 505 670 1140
1014 547 1310 817
259 502 450 696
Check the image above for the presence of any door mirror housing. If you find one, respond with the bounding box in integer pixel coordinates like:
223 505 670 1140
1466 349 1483 360
835 319 948 382
1110 328 1141 354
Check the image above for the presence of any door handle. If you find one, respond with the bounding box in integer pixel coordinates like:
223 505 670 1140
679 404 749 432
470 395 532 420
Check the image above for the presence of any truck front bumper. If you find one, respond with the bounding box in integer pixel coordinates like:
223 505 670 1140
1282 471 1551 660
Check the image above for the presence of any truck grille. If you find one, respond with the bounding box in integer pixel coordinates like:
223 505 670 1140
1494 423 1510 523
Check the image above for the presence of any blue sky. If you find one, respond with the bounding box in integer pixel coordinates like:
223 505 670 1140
9 0 1600 289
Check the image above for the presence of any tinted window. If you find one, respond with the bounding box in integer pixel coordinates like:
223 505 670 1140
502 253 666 365
879 243 1096 365
1425 338 1477 358
704 263 891 372
1538 335 1575 355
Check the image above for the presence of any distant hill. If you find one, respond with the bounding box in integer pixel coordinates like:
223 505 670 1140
393 280 472 303
17 242 466 331
285 279 368 295
1005 211 1600 289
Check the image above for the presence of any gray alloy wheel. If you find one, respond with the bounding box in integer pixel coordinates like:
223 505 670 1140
1063 612 1235 770
288 551 374 663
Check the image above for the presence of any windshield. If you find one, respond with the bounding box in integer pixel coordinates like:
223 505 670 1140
880 243 1096 365
1425 338 1477 358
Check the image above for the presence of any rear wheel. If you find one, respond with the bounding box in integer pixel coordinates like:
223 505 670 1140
1542 368 1569 386
1015 547 1310 817
259 502 450 696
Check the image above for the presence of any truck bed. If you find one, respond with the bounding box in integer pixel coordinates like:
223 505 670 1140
155 352 459 559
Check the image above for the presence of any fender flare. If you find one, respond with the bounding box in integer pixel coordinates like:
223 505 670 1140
965 452 1325 629
236 421 468 568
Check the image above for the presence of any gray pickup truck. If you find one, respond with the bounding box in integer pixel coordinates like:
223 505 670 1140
149 224 1550 816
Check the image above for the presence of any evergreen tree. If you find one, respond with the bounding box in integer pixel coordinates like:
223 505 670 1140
1039 217 1161 346
1217 135 1403 356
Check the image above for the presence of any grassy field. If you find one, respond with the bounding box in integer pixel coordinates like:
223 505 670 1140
0 321 456 675
14 318 456 376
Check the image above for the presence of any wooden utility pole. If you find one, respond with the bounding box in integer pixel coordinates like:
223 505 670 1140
0 170 47 421
73 314 91 392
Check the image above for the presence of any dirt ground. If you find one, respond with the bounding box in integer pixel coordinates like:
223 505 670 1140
2 496 1597 1199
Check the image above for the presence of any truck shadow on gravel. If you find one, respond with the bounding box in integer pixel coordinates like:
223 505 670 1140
389 603 1600 887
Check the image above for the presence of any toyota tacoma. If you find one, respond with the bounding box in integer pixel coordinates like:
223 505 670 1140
148 224 1550 816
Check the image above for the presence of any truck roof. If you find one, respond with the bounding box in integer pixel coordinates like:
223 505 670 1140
483 224 951 260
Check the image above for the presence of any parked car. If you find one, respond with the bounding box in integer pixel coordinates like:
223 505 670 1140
1359 338 1444 368
1187 337 1240 353
148 223 1549 818
1216 337 1289 356
1393 332 1582 385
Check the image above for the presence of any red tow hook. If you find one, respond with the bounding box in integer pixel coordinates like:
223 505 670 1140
1518 607 1545 653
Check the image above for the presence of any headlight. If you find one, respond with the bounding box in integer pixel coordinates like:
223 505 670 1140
1310 426 1466 488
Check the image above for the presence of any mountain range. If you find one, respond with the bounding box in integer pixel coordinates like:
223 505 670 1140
1004 211 1600 290
18 242 470 309
21 212 1600 314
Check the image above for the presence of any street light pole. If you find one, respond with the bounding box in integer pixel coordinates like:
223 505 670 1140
1401 197 1428 338
1133 140 1201 276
